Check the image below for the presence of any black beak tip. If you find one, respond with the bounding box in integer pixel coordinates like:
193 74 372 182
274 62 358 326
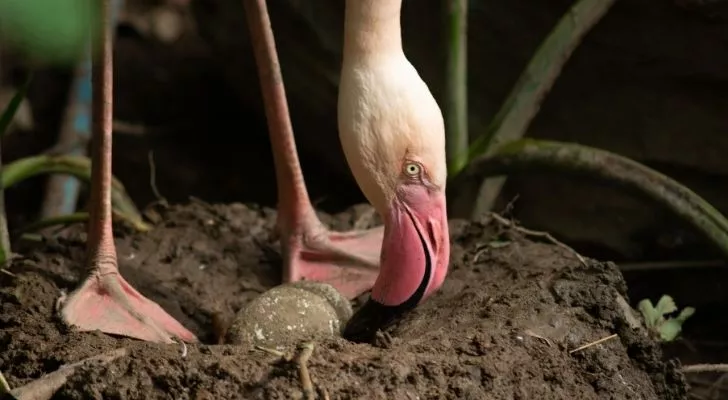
343 299 402 343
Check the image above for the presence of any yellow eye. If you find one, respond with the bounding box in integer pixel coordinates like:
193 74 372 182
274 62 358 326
404 162 421 176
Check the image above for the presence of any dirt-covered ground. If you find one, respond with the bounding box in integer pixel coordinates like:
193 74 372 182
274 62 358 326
0 202 687 399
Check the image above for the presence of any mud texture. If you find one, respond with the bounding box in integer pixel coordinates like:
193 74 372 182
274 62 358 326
0 202 687 399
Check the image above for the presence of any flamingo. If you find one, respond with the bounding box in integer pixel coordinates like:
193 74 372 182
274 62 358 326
58 0 449 344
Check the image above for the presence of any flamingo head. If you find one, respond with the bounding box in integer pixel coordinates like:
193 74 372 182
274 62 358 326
338 58 450 341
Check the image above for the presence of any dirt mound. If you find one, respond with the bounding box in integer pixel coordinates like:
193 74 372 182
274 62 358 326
0 202 687 399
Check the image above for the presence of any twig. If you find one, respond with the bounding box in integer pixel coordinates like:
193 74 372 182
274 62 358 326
461 0 617 217
569 333 618 354
524 329 553 347
112 119 147 135
297 342 315 400
0 268 15 277
255 342 317 398
147 150 167 205
0 370 12 395
10 348 127 400
254 345 289 360
683 364 728 374
180 341 188 358
490 212 587 266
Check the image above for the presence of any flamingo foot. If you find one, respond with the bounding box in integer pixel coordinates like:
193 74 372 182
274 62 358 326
284 223 383 300
60 272 198 344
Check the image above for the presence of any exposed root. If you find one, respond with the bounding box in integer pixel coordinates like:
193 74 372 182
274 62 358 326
297 342 315 400
683 364 728 374
10 348 127 400
490 212 587 266
254 342 317 399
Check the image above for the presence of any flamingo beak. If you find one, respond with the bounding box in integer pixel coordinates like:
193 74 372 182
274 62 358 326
343 186 450 342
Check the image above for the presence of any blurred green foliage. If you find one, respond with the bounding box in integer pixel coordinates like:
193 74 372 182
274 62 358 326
0 0 100 65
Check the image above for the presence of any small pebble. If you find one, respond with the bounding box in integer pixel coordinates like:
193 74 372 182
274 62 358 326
225 281 353 348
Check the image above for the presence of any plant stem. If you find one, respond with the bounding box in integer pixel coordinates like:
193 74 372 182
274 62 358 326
445 0 468 175
0 157 9 265
454 0 616 217
0 72 33 139
15 209 144 234
0 120 11 264
452 139 728 259
2 155 149 231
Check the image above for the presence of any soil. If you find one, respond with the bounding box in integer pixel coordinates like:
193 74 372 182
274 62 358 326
0 201 687 399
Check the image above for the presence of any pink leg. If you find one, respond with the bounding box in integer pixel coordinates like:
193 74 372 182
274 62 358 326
59 0 197 344
244 0 381 299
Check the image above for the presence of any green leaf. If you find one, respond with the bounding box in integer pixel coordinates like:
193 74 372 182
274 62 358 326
456 0 618 176
637 299 658 327
0 72 33 139
659 319 684 342
0 0 100 66
675 306 695 324
655 295 677 316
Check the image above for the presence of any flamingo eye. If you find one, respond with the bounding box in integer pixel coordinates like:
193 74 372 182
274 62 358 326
403 162 421 177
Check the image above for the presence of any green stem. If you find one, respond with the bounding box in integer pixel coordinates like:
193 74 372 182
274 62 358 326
452 139 728 259
0 71 33 138
445 0 469 174
0 168 9 265
15 209 143 235
17 212 89 234
454 0 616 217
0 141 9 267
0 72 33 265
3 155 150 232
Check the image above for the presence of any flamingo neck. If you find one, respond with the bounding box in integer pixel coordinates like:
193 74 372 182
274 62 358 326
343 0 403 61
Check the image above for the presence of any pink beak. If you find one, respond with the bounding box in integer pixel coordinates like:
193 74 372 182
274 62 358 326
344 185 450 342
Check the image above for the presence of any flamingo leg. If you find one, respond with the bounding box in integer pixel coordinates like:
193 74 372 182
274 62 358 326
244 0 381 300
58 0 197 344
